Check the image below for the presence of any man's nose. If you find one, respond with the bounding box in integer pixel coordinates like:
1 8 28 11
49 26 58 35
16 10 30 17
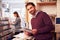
29 9 32 12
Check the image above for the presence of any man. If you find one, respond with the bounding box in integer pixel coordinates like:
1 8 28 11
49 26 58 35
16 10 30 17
25 2 54 40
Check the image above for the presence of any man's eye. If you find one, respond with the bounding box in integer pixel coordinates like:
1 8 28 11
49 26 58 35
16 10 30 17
27 9 29 11
30 7 32 9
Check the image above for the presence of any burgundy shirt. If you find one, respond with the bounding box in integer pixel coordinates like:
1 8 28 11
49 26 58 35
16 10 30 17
31 11 54 40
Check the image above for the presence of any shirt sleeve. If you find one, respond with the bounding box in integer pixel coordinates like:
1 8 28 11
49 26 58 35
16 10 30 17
38 12 54 34
14 17 21 25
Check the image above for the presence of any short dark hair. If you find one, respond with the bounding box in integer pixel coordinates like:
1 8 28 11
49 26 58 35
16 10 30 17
25 2 35 8
13 11 19 17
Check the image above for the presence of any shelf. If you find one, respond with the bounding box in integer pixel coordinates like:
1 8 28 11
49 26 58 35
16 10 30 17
0 32 12 38
0 28 11 33
37 1 56 6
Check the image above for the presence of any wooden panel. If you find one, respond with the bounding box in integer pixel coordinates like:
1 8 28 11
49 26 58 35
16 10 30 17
37 1 56 6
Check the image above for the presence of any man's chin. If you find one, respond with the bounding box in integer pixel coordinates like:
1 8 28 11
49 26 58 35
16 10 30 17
30 12 33 14
31 13 35 15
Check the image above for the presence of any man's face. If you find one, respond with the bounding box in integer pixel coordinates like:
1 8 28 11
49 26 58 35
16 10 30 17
26 5 36 15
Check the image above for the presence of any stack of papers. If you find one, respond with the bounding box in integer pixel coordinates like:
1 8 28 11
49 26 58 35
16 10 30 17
13 33 29 40
13 33 35 40
13 33 26 38
13 33 27 40
19 28 32 33
12 38 24 40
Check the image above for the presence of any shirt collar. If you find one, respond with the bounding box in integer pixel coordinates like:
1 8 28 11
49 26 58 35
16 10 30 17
32 10 39 18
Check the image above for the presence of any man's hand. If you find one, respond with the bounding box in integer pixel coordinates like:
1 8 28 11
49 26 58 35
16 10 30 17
32 29 37 35
24 31 31 36
24 29 38 36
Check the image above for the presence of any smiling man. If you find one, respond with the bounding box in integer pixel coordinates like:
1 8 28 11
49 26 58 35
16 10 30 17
25 2 54 40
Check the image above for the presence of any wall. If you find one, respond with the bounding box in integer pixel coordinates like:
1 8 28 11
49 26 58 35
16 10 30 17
0 0 2 17
57 0 60 17
37 5 57 15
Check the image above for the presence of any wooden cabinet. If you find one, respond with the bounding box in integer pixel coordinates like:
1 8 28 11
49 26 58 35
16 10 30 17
37 1 56 5
36 0 57 9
